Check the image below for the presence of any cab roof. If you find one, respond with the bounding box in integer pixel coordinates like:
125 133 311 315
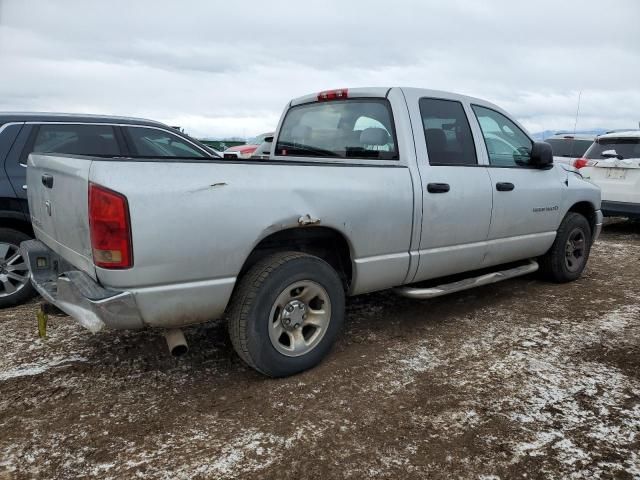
289 87 494 108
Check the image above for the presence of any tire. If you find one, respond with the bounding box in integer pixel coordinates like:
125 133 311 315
539 212 592 283
227 251 345 377
0 228 36 308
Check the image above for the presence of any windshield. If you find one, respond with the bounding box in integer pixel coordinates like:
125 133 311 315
275 99 398 160
546 138 593 158
584 137 640 160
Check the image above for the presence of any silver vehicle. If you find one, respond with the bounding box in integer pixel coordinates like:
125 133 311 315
22 87 602 377
544 133 595 167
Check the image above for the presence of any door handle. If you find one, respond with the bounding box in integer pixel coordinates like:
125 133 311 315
41 174 54 189
496 182 514 192
427 183 450 194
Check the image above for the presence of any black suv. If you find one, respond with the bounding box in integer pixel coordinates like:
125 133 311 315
0 113 217 307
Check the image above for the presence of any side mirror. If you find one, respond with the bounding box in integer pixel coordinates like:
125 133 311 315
601 149 623 160
529 141 553 168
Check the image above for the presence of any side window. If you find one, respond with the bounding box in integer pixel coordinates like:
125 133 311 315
32 124 120 156
125 127 205 158
471 105 533 167
419 98 477 166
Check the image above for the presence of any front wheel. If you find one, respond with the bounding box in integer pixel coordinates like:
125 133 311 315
539 212 592 283
227 252 345 377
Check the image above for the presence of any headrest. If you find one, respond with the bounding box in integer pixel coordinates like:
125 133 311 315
425 128 446 151
290 125 312 140
360 127 390 146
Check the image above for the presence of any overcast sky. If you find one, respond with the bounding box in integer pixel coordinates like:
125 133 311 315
1 0 639 139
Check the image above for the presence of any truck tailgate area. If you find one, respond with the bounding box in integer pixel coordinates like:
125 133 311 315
27 153 96 279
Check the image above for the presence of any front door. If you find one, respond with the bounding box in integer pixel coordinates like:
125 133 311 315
471 105 562 266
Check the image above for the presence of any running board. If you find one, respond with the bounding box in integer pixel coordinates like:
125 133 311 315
394 259 539 299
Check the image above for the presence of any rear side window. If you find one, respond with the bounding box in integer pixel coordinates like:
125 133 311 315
33 124 120 156
275 99 398 160
125 127 206 158
585 137 640 160
419 98 477 166
546 138 593 158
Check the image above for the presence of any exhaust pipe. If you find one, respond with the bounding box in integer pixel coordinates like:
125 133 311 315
164 329 188 356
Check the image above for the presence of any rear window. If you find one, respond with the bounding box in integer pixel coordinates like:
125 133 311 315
33 124 120 156
585 137 640 160
275 99 398 160
545 138 593 158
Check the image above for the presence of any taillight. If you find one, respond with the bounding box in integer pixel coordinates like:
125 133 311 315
89 183 132 269
317 88 348 101
573 158 589 169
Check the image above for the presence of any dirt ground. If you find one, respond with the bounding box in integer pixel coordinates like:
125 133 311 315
0 221 639 479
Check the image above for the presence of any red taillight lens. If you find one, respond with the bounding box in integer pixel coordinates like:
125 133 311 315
89 183 132 269
573 158 589 169
317 88 348 101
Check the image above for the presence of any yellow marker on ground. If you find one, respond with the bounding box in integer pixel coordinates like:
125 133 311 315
37 306 48 338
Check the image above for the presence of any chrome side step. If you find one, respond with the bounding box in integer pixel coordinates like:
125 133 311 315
394 259 539 300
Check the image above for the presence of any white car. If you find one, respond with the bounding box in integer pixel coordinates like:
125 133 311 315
544 133 595 167
580 131 640 219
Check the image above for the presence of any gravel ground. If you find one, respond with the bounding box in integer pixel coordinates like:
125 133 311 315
0 221 639 479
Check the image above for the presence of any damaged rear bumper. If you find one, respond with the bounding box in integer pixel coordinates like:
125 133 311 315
21 239 144 332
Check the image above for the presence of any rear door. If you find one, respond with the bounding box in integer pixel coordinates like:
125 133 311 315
470 105 562 264
404 92 494 282
27 124 122 278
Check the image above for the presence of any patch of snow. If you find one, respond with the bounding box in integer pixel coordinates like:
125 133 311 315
0 356 87 382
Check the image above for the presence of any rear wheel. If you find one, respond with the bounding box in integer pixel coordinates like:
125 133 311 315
227 251 345 377
0 228 35 308
539 212 592 283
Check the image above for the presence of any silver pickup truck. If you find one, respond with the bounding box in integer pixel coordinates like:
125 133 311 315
21 87 602 377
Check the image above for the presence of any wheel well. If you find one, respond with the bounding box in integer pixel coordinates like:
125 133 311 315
0 217 33 237
568 202 596 234
240 227 353 290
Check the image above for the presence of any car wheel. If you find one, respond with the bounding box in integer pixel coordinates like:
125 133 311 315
227 251 345 377
539 212 592 283
0 228 36 308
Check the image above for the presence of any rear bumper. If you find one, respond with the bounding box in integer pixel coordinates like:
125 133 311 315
601 201 640 219
21 239 144 332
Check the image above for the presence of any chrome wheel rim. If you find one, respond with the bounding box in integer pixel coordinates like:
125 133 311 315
565 228 586 273
0 243 29 297
268 280 331 357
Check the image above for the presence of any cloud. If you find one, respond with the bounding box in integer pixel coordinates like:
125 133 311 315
1 0 638 138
